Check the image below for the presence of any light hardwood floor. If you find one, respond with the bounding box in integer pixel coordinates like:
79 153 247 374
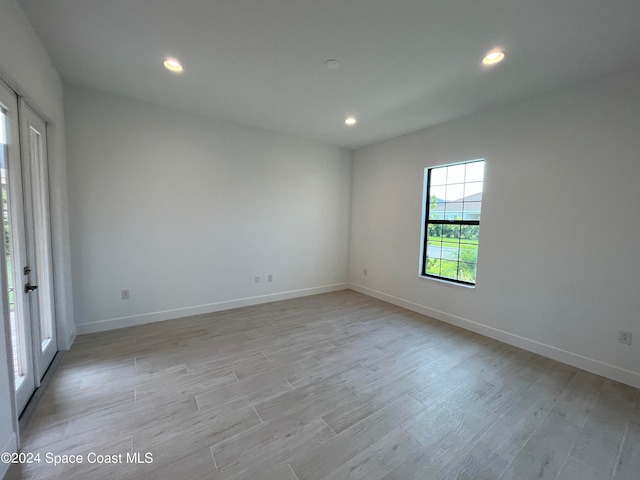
6 290 640 480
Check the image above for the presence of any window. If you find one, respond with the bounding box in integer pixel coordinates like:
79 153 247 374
421 159 484 285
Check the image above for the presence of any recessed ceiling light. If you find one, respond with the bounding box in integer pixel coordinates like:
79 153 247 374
481 49 506 66
163 57 183 73
325 59 341 69
345 116 357 126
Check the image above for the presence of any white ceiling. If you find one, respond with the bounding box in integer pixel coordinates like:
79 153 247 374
18 0 640 149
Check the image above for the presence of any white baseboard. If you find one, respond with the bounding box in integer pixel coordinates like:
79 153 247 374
349 283 640 389
1 431 17 478
75 283 349 335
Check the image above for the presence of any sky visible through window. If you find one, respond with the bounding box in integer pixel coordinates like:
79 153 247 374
429 161 484 201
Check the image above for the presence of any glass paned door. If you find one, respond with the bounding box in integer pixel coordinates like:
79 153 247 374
0 81 36 413
0 80 58 414
19 100 57 382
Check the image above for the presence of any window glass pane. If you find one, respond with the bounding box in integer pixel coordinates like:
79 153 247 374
460 225 479 244
1 110 25 384
465 161 484 182
441 223 460 240
447 164 465 184
427 223 443 240
445 183 464 201
441 241 460 262
428 188 444 220
426 258 441 276
426 239 442 260
458 263 477 283
444 201 463 220
462 201 482 220
430 167 447 186
463 181 483 198
440 260 458 280
428 196 444 220
459 244 478 264
429 209 444 220
430 185 446 201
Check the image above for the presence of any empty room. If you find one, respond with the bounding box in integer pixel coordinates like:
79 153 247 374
1 0 639 479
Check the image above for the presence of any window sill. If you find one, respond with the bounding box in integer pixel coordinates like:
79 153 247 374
419 274 476 289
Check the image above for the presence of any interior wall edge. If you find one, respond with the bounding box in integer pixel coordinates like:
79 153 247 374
349 283 640 389
66 329 76 350
75 283 349 335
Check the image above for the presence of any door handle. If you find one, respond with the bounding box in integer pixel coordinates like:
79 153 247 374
25 283 38 293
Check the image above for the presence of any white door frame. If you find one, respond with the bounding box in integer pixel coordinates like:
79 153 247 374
19 100 57 384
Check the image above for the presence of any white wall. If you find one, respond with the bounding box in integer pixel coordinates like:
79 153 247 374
65 84 352 332
350 67 640 387
0 1 74 350
0 0 75 471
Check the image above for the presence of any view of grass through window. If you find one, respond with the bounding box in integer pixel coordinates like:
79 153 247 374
422 159 484 285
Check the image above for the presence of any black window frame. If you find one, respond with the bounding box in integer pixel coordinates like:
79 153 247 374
421 159 484 286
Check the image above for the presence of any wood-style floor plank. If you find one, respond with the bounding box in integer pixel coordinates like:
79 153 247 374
7 290 640 480
499 413 580 480
613 424 640 480
570 383 634 476
557 457 608 480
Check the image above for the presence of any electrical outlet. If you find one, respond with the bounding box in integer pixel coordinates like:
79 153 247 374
618 330 632 345
254 276 260 283
121 289 130 300
364 268 368 276
268 274 273 282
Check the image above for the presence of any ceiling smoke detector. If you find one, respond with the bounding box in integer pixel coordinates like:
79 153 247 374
325 59 341 69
